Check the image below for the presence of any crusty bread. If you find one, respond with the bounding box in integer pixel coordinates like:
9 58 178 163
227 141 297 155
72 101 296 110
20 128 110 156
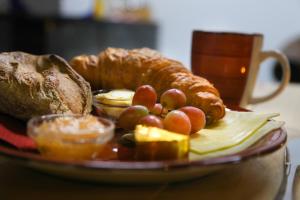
0 52 92 120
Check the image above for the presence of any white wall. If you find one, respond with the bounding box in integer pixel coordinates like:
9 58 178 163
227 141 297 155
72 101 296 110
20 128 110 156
1 0 298 81
150 0 300 81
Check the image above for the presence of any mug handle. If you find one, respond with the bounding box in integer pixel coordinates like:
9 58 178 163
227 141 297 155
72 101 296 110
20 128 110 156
249 50 291 104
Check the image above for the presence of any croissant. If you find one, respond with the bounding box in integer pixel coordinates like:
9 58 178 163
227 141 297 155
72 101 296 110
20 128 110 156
70 48 225 123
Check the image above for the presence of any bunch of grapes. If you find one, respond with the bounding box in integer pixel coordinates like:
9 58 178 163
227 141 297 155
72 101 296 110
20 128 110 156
117 85 206 135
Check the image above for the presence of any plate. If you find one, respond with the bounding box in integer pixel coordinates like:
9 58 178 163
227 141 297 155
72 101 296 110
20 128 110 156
0 112 287 184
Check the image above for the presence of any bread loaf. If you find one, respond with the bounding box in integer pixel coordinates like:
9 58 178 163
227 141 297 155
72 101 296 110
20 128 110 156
0 52 92 120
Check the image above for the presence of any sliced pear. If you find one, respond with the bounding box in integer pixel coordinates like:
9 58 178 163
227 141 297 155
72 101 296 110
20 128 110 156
135 125 189 161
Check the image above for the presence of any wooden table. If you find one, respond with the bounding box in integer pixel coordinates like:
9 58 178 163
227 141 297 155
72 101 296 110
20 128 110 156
1 83 299 200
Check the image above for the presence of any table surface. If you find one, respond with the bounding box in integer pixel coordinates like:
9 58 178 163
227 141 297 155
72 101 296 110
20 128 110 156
0 82 300 200
251 82 300 139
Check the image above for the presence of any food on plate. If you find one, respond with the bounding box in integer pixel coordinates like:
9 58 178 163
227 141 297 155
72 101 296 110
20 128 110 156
132 85 157 110
189 119 284 160
117 105 149 130
70 47 225 124
94 89 134 106
160 88 187 110
179 106 206 133
163 110 191 135
0 48 285 166
0 50 282 164
114 86 206 135
0 52 92 120
134 125 189 161
138 115 164 129
189 111 279 155
27 114 114 160
150 103 167 116
93 89 134 118
117 125 190 161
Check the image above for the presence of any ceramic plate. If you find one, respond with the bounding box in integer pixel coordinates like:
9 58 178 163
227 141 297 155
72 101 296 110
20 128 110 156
0 113 287 184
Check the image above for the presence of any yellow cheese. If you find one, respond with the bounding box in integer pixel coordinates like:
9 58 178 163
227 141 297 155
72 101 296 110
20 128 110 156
134 125 189 161
190 110 279 155
189 120 284 160
95 89 134 106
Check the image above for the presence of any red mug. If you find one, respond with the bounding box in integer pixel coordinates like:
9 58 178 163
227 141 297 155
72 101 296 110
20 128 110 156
191 30 290 107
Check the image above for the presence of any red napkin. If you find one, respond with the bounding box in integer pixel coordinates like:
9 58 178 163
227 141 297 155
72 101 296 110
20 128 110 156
0 115 37 150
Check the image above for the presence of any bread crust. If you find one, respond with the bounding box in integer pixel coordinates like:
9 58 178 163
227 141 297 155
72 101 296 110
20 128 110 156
0 52 92 120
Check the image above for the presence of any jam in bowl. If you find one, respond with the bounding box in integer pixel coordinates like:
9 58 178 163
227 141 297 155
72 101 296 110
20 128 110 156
27 114 115 161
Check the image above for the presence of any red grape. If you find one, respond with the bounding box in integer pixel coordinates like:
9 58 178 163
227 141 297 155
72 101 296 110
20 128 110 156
150 103 168 116
160 89 186 110
180 106 206 133
150 103 162 115
132 85 157 110
118 105 149 130
138 115 164 129
163 110 191 135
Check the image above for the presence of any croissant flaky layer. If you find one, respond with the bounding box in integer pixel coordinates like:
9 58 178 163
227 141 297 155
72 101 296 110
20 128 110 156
70 48 226 123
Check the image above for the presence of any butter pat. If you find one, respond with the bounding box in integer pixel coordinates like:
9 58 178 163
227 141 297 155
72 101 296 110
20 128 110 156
134 125 189 161
94 89 134 118
95 89 134 106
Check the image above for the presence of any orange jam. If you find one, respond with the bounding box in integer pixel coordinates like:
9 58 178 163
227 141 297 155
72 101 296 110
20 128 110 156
32 115 114 160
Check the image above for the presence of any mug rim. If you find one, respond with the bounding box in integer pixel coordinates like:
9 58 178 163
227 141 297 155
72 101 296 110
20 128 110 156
193 30 263 37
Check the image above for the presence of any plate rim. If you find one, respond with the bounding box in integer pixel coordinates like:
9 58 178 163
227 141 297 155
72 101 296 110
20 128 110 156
0 127 287 171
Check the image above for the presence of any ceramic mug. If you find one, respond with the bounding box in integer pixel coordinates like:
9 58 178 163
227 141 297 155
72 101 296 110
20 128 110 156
191 30 291 107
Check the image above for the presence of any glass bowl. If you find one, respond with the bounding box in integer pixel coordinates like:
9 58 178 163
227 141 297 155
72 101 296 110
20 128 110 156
93 89 134 120
27 114 115 161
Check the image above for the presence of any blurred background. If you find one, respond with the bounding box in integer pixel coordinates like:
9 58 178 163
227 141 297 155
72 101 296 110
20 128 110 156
0 0 299 82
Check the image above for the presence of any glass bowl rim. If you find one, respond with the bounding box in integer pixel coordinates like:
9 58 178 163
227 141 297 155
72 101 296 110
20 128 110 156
27 114 115 143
